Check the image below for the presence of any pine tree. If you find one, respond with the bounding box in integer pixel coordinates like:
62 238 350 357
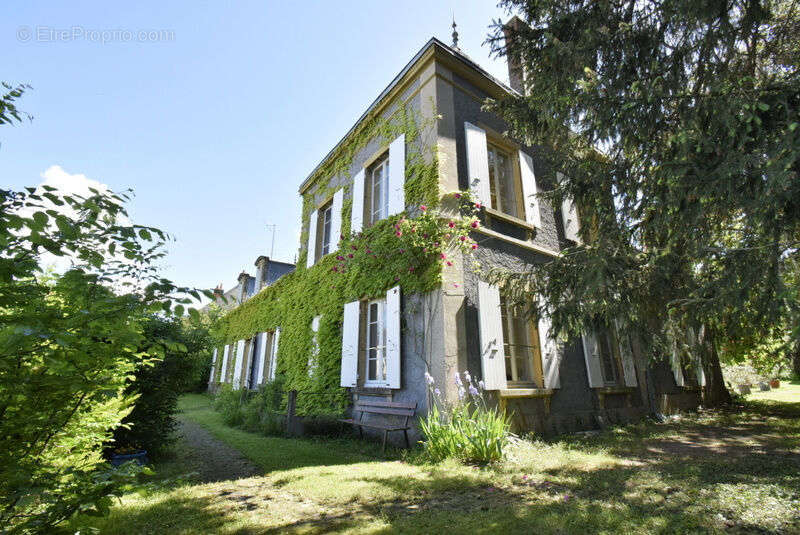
487 0 800 406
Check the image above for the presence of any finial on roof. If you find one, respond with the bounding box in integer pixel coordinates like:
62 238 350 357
451 16 460 50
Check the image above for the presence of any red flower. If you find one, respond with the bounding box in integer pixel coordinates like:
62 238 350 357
471 243 478 250
420 205 427 211
460 236 466 241
396 231 403 237
454 193 462 199
475 202 482 209
446 261 453 266
471 220 479 228
448 221 455 228
408 267 415 272
440 253 447 260
348 253 354 258
351 245 358 250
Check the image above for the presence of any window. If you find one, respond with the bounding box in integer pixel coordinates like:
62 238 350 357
368 155 389 225
246 335 259 390
365 299 387 385
487 143 519 218
499 294 543 386
596 330 618 385
318 201 333 257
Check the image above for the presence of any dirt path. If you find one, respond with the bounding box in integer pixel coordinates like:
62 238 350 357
176 417 261 483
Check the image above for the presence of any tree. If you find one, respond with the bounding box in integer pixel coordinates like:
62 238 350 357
0 84 209 532
487 1 800 406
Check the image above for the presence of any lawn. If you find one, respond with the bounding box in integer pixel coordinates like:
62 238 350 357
77 390 800 534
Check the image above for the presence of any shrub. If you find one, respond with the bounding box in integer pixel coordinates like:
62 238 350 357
214 379 286 436
418 371 511 464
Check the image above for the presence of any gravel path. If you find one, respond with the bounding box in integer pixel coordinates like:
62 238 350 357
176 417 261 482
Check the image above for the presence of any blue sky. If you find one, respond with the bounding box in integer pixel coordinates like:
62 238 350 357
2 1 512 293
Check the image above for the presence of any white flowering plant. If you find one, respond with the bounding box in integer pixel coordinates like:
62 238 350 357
418 371 511 464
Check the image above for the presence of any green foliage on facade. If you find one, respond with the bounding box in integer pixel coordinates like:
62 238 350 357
213 106 468 416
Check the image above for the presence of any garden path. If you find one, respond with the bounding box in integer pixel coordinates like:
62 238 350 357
176 417 261 482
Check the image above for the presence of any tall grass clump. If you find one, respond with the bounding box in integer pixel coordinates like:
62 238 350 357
213 379 285 436
419 371 511 464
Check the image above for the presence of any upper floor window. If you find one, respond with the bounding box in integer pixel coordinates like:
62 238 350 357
319 201 333 257
499 294 543 387
487 143 519 219
365 298 387 385
369 155 389 225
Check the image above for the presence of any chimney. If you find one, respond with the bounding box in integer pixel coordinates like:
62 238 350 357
502 16 526 94
212 283 224 304
237 271 250 303
254 255 269 291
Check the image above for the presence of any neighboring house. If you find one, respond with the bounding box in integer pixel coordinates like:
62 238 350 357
211 25 701 437
206 255 294 390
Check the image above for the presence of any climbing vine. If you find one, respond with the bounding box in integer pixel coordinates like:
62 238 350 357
214 107 479 416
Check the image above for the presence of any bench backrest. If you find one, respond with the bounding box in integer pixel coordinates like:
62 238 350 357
354 400 416 421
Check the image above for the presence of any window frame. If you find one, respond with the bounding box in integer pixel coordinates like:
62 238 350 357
367 153 389 226
364 298 387 387
499 293 544 388
314 200 333 261
484 132 524 220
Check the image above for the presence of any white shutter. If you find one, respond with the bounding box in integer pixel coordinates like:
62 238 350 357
350 169 365 235
330 189 343 250
232 340 246 390
539 308 561 388
477 281 507 390
209 348 218 384
255 332 269 386
220 345 230 383
519 150 542 228
386 286 402 389
268 328 281 382
306 209 318 268
387 134 406 216
340 300 360 387
465 122 491 207
615 325 638 387
581 331 604 388
308 315 321 377
558 173 581 243
670 338 685 387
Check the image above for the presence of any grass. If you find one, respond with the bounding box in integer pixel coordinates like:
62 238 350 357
75 391 800 534
747 379 800 404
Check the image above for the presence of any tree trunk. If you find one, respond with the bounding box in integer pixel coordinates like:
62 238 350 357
793 341 800 379
699 324 732 407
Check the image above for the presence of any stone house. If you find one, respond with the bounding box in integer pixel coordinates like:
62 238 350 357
210 29 703 436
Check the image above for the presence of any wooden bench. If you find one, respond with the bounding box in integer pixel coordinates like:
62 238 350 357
339 400 416 453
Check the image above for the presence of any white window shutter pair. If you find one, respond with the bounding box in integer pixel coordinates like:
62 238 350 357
255 332 269 386
538 309 561 388
519 151 542 228
340 286 402 389
349 133 405 234
232 340 246 390
477 281 507 390
306 209 318 268
558 173 581 242
465 122 491 208
268 328 281 382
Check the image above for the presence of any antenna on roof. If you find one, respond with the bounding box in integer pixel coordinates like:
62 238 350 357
451 15 460 50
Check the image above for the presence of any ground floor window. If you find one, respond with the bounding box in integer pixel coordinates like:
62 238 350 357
365 299 387 385
499 294 543 387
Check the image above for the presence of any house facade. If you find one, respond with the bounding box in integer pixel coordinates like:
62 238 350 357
210 32 703 437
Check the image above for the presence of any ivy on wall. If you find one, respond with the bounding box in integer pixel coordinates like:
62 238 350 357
213 109 478 416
